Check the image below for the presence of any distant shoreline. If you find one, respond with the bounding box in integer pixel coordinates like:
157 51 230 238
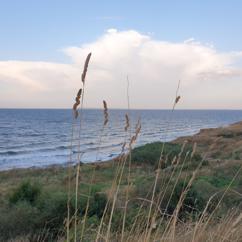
1 120 242 173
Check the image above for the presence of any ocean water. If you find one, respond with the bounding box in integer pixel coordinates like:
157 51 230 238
1 109 242 170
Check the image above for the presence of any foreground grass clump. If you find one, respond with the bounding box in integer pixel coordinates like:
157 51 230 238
0 169 108 241
1 182 65 240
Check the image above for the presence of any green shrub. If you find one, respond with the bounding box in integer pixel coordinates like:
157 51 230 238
36 191 69 232
3 187 108 240
159 179 216 219
0 202 40 240
88 192 107 218
9 180 41 205
132 142 202 168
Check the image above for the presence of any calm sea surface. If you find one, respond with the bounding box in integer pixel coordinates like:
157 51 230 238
1 109 242 170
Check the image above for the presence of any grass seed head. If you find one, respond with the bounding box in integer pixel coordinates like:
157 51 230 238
175 95 181 104
103 100 109 126
124 113 130 131
72 88 82 119
82 53 92 84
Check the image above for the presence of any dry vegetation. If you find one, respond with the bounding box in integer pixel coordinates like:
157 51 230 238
1 53 242 242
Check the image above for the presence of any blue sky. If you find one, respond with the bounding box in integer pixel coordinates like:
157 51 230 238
1 0 242 109
1 0 242 62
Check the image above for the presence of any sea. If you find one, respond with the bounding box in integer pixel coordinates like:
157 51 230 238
1 109 242 170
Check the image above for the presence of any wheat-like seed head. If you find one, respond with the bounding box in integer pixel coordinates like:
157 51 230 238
175 95 181 104
73 88 82 119
173 80 181 107
103 100 109 126
129 119 141 146
72 53 92 118
124 114 130 132
82 53 92 84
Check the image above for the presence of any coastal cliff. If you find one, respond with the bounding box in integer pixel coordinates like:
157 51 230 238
173 121 242 161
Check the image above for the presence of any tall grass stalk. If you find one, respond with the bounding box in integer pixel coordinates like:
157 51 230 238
81 100 110 242
74 53 91 242
95 115 130 241
66 52 91 242
121 75 133 242
144 80 181 241
105 118 141 241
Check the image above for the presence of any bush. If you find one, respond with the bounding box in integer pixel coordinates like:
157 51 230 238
9 180 41 205
3 184 108 240
36 191 69 233
88 192 107 218
161 180 214 220
0 202 40 240
132 142 202 168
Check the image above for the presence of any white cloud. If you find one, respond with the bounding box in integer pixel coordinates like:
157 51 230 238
1 29 242 109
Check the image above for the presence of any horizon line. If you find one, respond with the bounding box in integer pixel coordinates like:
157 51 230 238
1 107 242 111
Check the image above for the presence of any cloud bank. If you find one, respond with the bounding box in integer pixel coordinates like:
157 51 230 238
1 29 242 109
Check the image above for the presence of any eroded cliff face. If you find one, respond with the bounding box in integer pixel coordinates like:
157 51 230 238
173 121 242 161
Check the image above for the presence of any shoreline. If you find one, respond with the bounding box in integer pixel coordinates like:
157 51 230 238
1 120 242 173
2 109 242 171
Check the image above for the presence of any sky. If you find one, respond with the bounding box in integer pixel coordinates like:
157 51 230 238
0 0 242 109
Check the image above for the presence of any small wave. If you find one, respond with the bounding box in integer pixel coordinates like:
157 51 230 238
2 142 50 150
87 143 123 151
108 153 118 158
0 145 71 156
0 150 26 156
84 142 95 145
32 145 71 153
17 133 46 137
73 151 85 154
56 145 69 150
143 132 156 136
